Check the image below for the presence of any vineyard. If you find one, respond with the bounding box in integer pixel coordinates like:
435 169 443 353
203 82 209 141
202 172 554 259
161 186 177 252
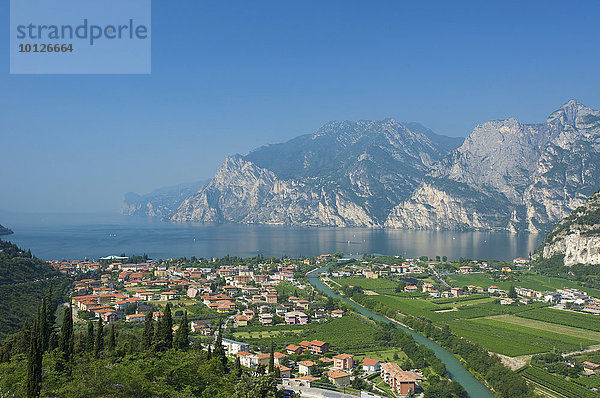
518 366 599 398
517 308 600 332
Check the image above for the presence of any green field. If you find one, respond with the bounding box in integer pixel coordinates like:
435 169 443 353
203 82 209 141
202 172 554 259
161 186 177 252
517 308 600 332
485 314 600 341
335 277 399 293
448 318 596 356
230 313 381 352
519 366 600 398
448 272 600 297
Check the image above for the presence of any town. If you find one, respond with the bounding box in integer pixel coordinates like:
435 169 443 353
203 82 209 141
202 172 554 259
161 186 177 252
45 252 600 398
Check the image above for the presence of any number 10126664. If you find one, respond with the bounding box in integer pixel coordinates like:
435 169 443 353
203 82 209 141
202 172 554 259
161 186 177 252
19 43 73 53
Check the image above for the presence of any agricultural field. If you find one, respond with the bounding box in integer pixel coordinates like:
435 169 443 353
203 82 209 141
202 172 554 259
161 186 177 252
335 277 399 294
447 272 600 297
353 348 407 364
518 366 600 398
229 313 382 352
448 318 597 356
517 308 600 332
485 314 600 341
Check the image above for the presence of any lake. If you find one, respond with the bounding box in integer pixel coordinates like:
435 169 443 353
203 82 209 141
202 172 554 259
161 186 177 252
0 212 544 261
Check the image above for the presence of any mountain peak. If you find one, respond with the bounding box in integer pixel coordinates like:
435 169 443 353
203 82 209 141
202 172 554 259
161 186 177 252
547 99 598 127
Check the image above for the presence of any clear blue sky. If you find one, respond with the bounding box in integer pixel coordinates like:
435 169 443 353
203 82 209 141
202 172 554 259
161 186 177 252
1 0 600 213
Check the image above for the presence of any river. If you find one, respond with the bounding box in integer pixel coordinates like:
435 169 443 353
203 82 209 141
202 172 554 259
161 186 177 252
307 265 493 398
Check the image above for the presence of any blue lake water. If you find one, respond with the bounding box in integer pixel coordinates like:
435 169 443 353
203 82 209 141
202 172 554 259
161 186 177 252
0 212 544 261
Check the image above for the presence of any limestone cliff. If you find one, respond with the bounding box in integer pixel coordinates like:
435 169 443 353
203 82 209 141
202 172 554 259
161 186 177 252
171 119 458 226
386 100 600 232
540 191 600 266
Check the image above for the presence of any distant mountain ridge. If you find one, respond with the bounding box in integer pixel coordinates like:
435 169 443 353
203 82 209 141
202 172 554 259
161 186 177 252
121 180 209 218
0 224 12 236
124 100 600 232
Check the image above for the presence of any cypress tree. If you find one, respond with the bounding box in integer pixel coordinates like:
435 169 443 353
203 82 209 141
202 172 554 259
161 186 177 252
26 308 43 398
142 312 154 350
86 321 94 353
268 341 275 373
234 356 242 378
108 324 116 351
174 311 189 349
59 306 74 362
95 319 104 358
43 287 56 352
162 303 173 348
213 320 228 370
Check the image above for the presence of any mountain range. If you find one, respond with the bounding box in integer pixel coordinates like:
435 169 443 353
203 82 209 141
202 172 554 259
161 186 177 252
124 100 600 233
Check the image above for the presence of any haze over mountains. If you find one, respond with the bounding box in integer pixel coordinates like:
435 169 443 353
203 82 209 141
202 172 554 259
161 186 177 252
123 100 600 233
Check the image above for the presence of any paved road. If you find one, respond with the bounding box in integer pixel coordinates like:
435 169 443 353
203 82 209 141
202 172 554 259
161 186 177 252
280 384 358 398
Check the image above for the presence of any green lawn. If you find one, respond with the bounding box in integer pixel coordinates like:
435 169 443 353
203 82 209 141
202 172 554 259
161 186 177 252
448 318 596 356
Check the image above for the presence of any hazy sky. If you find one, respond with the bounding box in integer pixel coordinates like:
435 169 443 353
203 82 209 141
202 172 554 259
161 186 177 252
1 1 600 213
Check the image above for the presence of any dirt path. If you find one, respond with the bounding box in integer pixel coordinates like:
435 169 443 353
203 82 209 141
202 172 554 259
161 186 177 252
497 353 530 371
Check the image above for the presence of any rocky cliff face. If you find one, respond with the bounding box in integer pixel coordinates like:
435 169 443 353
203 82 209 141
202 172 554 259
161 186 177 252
386 100 600 232
172 119 460 226
540 191 600 266
153 100 600 231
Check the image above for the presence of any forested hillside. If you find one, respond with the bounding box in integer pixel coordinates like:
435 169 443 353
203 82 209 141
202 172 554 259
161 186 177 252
0 239 69 338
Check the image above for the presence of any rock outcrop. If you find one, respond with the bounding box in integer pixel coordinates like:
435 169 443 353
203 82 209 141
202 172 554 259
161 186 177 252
540 191 600 266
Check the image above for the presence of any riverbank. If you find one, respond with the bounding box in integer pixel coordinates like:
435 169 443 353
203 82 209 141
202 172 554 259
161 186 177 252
307 264 493 398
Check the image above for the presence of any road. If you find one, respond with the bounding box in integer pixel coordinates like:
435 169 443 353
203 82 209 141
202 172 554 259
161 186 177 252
279 384 359 398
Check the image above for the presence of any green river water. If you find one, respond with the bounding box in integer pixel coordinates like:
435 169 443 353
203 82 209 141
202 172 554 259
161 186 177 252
307 265 493 398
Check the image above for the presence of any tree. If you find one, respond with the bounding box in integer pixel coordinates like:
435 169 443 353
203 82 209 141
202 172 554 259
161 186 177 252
508 285 517 299
108 324 116 351
86 321 95 353
173 311 189 349
94 318 104 358
26 307 43 398
59 306 74 362
161 303 173 349
142 311 154 350
213 320 228 370
268 341 275 373
442 256 448 262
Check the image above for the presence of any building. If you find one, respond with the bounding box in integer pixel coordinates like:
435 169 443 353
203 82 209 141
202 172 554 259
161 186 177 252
327 369 351 387
221 338 249 355
584 362 600 374
380 362 422 396
308 340 329 355
450 287 464 297
234 315 248 327
286 344 303 355
404 285 418 293
285 311 308 325
277 364 292 378
125 313 146 322
333 354 354 370
298 360 318 375
362 357 381 372
259 313 273 325
331 309 345 318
